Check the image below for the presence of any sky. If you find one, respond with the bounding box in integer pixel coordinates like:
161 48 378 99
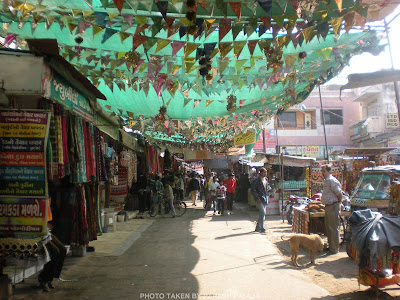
330 4 400 85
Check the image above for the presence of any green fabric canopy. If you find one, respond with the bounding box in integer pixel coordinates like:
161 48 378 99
0 0 395 149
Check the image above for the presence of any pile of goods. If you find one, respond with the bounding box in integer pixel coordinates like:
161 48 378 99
388 181 400 215
305 201 325 212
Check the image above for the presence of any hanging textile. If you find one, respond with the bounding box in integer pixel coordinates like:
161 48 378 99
86 123 96 180
95 127 108 181
61 110 70 176
85 184 98 241
71 117 87 183
71 185 89 246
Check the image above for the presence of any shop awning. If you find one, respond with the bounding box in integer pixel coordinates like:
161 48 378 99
267 154 315 167
343 147 396 156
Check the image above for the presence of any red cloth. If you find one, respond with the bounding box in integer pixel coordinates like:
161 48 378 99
223 178 236 194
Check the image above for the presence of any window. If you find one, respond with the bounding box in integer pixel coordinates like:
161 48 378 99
322 109 343 125
277 112 296 128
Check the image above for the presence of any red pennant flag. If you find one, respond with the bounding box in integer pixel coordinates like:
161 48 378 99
239 99 245 108
248 40 258 56
165 17 175 28
135 24 150 36
219 19 231 42
259 17 271 29
228 2 241 20
171 41 185 57
113 0 124 13
133 34 148 50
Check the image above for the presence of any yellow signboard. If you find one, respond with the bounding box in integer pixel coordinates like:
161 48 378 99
234 130 256 146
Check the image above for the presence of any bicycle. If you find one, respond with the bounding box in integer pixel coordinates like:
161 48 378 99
149 193 186 217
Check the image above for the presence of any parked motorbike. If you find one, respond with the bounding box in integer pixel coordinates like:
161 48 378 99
284 195 311 224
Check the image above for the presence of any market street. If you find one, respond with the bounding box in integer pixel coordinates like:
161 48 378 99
12 203 332 300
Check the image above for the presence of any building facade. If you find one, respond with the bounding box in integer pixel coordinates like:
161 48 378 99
254 85 362 159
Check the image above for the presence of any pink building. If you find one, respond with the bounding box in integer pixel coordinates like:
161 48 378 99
254 85 362 159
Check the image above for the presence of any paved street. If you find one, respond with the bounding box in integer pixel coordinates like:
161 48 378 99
12 202 332 300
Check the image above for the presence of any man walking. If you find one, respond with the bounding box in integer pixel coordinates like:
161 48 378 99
223 173 236 215
251 167 270 233
321 164 343 254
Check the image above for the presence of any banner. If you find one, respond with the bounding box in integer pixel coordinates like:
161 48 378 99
0 197 48 236
234 130 256 146
0 109 50 197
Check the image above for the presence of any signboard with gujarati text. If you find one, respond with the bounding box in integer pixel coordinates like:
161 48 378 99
0 109 50 197
0 197 48 237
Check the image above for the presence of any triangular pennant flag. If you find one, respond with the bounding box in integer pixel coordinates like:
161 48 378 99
219 19 231 41
205 18 216 30
185 61 196 73
113 0 124 13
67 23 78 34
239 99 246 108
219 58 230 74
155 39 172 53
155 1 168 19
233 41 246 58
316 10 328 23
231 24 243 40
71 9 81 17
204 42 217 57
343 12 355 33
273 14 285 29
334 0 343 11
228 2 241 20
136 15 147 26
143 37 157 53
245 25 255 37
151 17 163 37
330 17 343 35
122 14 133 26
235 60 246 73
183 98 191 107
119 32 130 42
219 43 232 57
302 26 315 43
185 43 200 57
215 0 227 17
247 40 258 56
135 24 150 35
108 11 119 21
316 22 330 40
101 28 117 44
193 100 201 109
171 41 185 57
258 0 272 16
206 100 213 107
284 54 297 67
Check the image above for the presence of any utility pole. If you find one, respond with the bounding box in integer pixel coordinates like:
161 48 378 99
319 85 330 163
384 17 400 128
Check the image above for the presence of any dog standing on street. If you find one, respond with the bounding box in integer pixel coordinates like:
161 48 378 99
281 234 325 267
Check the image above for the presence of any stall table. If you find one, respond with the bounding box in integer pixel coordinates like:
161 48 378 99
292 206 350 234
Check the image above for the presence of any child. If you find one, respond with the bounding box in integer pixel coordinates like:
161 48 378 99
164 181 176 218
216 182 226 215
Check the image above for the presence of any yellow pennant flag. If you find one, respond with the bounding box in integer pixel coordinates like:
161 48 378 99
185 61 196 73
68 23 78 34
210 49 219 59
179 18 191 27
302 26 316 43
71 9 82 17
82 10 94 17
219 43 233 57
316 10 328 23
219 59 230 74
155 39 172 53
206 100 213 108
330 17 343 34
320 47 332 59
233 41 247 58
185 43 200 57
334 0 343 11
136 16 147 26
117 51 126 59
205 19 216 30
108 12 119 21
92 25 104 36
235 60 247 73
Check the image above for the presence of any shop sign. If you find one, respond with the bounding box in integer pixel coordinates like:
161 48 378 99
42 65 94 122
0 110 50 197
234 130 256 146
385 114 399 128
0 197 47 236
303 146 319 158
267 155 314 167
253 129 276 151
284 146 302 156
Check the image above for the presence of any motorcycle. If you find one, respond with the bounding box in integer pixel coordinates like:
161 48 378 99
284 195 312 224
